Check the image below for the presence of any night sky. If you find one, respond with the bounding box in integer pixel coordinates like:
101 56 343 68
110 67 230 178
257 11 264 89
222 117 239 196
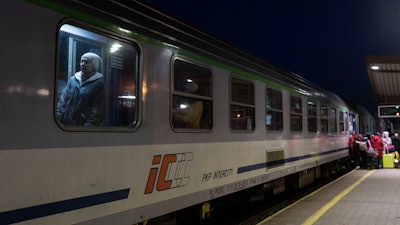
148 0 400 112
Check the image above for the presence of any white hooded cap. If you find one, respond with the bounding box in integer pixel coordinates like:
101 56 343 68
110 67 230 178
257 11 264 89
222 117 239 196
81 52 101 71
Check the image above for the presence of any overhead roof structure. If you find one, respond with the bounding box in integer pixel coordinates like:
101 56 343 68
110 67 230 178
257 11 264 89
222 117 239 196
365 55 400 106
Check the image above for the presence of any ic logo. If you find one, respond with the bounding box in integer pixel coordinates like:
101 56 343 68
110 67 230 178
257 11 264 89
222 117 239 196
144 153 193 194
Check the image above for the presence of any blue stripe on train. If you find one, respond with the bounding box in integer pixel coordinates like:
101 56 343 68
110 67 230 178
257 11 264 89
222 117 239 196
0 188 130 224
237 147 348 174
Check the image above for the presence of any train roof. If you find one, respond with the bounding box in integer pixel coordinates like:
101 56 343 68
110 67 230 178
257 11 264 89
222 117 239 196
29 0 346 108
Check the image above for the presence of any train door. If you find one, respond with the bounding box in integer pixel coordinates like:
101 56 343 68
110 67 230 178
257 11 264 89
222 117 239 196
348 112 358 134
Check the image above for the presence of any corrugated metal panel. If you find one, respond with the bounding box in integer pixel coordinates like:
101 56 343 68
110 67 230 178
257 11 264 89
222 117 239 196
365 56 400 105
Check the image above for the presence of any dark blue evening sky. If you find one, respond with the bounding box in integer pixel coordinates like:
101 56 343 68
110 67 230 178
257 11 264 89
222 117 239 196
148 0 400 112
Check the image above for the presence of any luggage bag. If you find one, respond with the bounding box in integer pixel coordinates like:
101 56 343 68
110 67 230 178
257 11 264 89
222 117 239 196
383 153 395 168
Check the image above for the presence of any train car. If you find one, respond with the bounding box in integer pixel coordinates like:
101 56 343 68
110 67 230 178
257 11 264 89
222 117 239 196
0 1 360 224
346 100 379 135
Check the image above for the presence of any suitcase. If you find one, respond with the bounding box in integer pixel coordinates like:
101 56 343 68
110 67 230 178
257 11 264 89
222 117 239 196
383 153 395 168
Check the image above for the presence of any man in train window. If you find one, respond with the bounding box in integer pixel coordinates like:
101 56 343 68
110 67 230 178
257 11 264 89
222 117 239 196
57 52 105 126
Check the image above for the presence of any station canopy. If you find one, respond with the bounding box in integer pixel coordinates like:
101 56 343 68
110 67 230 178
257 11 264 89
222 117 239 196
365 55 400 118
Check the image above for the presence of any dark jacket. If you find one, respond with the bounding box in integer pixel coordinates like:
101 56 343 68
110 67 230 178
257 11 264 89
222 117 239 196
57 72 105 126
391 134 400 152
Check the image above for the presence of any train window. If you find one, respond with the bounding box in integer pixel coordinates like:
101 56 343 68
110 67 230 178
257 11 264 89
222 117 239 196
56 24 140 130
307 100 317 132
266 88 283 131
290 95 302 132
339 111 345 132
171 59 213 130
230 77 255 131
330 108 337 133
320 104 329 133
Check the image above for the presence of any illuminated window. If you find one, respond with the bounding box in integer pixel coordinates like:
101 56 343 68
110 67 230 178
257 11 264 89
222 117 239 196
56 24 139 130
171 59 212 130
230 77 255 131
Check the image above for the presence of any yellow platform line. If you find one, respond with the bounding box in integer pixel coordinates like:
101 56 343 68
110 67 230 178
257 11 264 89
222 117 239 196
257 169 375 225
302 169 375 225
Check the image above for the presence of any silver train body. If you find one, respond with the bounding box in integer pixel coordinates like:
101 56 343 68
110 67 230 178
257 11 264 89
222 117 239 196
0 1 375 224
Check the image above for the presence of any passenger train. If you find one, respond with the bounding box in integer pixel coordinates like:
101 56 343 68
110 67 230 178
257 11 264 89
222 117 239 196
0 1 379 224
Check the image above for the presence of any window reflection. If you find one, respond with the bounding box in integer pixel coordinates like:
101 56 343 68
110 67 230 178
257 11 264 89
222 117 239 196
171 59 213 130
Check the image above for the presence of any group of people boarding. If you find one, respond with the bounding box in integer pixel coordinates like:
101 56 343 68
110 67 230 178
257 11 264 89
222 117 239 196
349 131 400 169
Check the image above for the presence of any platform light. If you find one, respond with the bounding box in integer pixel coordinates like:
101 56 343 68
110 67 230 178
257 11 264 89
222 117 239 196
371 65 380 70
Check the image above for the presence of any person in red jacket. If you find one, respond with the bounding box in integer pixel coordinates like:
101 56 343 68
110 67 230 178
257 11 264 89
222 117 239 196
370 132 383 168
348 133 361 165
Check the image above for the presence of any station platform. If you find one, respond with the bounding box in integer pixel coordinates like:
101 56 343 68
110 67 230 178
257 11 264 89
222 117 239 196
257 168 400 225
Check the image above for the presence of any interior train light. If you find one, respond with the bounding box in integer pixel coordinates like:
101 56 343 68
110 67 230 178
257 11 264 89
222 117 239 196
118 95 136 99
110 43 122 53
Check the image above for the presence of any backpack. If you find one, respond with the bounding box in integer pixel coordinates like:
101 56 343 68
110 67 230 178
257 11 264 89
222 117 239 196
356 140 367 151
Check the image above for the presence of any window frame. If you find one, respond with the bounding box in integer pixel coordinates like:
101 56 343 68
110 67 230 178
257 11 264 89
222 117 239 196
320 103 329 133
265 86 283 132
339 110 346 133
307 99 317 133
55 21 142 132
290 95 303 132
170 56 213 132
329 107 337 133
230 76 255 132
